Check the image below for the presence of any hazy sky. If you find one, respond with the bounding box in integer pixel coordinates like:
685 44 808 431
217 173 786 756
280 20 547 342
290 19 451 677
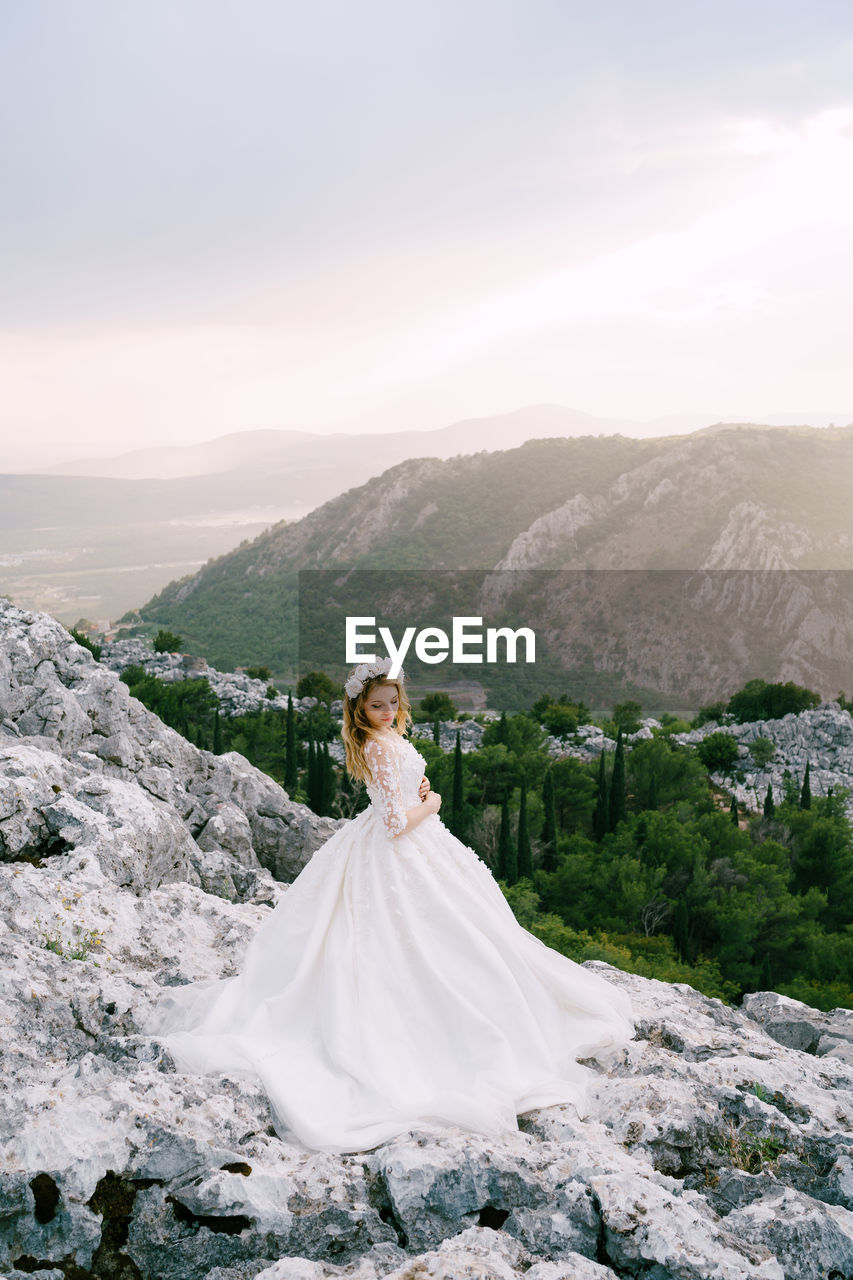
2 1 853 468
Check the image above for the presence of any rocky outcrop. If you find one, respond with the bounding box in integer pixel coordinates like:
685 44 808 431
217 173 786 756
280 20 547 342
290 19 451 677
541 704 853 818
675 703 853 814
0 600 340 889
4 601 853 1278
6 834 853 1278
743 991 853 1065
409 718 487 753
99 638 323 720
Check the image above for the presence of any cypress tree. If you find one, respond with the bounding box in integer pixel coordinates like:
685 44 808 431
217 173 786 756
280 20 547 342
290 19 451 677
672 896 689 961
307 734 318 810
763 783 775 818
517 777 533 879
212 707 223 754
320 742 334 816
729 793 739 825
284 694 298 792
608 729 626 831
593 749 609 841
499 792 516 884
495 711 509 745
450 731 466 839
800 761 812 809
541 766 558 872
432 714 441 745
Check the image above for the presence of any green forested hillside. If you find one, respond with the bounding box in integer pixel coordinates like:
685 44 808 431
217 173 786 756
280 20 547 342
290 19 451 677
136 425 853 707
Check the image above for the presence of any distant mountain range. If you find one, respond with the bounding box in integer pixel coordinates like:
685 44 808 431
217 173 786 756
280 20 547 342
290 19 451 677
31 405 853 481
136 423 853 713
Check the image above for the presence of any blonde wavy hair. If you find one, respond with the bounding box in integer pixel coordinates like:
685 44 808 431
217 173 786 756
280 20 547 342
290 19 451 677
342 676 412 783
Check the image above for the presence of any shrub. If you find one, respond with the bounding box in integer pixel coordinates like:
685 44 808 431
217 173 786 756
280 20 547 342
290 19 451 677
727 678 820 723
68 628 101 661
413 691 458 723
697 732 740 774
749 736 777 768
152 629 183 654
296 671 339 704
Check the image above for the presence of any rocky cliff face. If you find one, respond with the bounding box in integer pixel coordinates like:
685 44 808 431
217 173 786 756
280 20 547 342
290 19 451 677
2 602 853 1279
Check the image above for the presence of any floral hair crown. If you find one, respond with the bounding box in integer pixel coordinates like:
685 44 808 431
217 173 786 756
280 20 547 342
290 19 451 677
344 656 405 700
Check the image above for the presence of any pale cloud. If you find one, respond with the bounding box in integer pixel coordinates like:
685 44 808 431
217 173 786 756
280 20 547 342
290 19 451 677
326 108 853 421
2 5 853 467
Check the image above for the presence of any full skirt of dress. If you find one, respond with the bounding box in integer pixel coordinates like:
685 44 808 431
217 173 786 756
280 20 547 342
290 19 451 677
146 807 634 1154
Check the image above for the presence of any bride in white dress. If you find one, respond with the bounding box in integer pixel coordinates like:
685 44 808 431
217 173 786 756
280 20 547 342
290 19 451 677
148 660 634 1154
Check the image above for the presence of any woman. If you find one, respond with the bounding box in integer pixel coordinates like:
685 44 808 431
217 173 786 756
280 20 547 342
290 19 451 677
147 659 634 1154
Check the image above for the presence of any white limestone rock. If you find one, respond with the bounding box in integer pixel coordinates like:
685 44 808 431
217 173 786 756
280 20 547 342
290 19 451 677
251 1226 617 1280
0 600 340 889
591 1171 784 1279
726 1187 853 1280
742 990 853 1064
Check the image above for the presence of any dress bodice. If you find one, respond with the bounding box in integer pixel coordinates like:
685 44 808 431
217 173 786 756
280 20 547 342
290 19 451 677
363 732 427 838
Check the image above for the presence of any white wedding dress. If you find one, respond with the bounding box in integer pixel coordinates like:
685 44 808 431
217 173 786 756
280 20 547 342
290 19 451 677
148 731 634 1154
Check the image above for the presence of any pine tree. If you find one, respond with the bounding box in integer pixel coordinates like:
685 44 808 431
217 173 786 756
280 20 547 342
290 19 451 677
517 778 533 879
449 731 466 839
608 729 626 831
499 792 516 883
213 707 223 754
800 761 812 809
593 749 609 841
541 767 558 872
763 783 775 818
729 793 739 826
284 694 298 792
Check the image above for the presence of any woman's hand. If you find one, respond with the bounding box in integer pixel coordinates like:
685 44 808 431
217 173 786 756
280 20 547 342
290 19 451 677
422 789 441 815
418 775 430 800
397 787 442 836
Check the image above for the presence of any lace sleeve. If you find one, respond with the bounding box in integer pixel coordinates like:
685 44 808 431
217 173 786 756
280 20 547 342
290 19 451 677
363 736 408 838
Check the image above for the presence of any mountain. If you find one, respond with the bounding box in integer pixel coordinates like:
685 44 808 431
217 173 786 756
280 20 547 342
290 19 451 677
8 407 850 629
136 423 853 710
0 405 664 625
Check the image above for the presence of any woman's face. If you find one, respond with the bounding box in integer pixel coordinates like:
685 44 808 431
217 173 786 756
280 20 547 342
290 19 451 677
363 682 399 732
